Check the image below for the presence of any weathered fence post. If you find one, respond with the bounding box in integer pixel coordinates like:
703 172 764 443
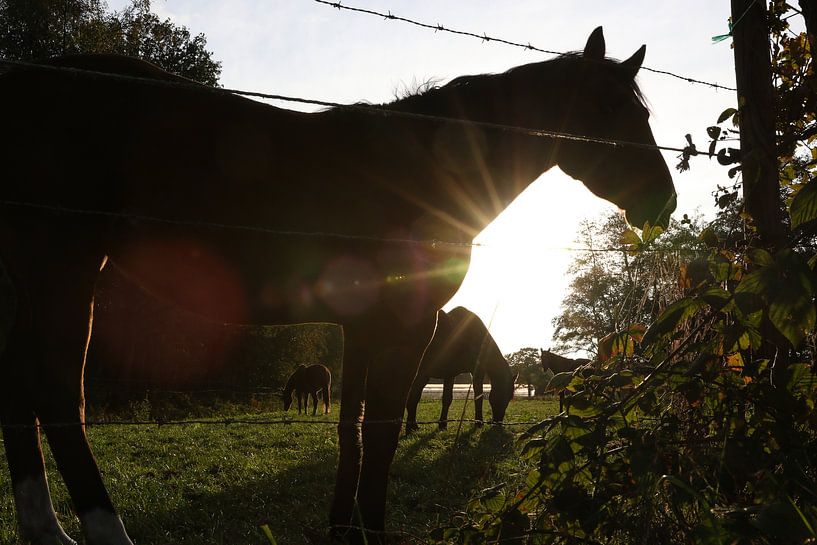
731 0 786 248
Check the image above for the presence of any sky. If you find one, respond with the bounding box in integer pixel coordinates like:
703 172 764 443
108 0 741 354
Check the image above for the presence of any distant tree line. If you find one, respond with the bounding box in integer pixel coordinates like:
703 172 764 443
0 0 221 84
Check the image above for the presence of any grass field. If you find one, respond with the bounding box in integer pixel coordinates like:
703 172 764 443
0 397 558 544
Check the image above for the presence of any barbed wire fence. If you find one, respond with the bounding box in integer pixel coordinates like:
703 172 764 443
0 57 714 255
312 0 737 92
0 22 723 433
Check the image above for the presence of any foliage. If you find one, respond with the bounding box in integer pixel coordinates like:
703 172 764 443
0 0 221 84
428 6 817 545
551 212 707 356
507 347 548 395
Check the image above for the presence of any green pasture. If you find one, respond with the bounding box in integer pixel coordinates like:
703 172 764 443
0 397 558 544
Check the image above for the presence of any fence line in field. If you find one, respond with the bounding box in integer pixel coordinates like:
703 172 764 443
1 416 545 430
0 197 710 255
313 0 737 92
0 58 711 159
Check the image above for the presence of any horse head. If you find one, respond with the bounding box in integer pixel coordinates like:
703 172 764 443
558 28 675 227
488 367 517 423
497 27 676 228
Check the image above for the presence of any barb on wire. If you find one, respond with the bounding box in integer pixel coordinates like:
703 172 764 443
313 0 737 92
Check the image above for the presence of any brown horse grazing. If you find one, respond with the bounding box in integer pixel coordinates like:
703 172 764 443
540 349 592 412
405 307 516 433
0 27 675 544
283 364 332 415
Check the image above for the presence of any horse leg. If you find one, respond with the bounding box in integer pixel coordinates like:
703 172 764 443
472 371 484 427
356 337 430 541
311 391 318 416
403 372 428 435
438 376 454 430
329 335 367 539
30 257 133 545
1 330 76 545
297 392 303 415
322 384 331 414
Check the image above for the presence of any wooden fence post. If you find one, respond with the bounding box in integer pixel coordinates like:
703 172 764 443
731 0 786 248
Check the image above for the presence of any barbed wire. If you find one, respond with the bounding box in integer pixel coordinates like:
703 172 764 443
313 0 738 92
1 416 543 430
0 58 710 158
0 197 711 255
0 59 713 255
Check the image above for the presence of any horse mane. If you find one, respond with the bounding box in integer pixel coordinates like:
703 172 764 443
383 52 648 114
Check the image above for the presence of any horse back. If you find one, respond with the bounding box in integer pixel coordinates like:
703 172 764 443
301 364 331 389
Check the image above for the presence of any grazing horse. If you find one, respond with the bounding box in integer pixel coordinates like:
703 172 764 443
0 27 675 544
541 348 591 412
405 307 516 433
283 364 332 415
540 349 592 412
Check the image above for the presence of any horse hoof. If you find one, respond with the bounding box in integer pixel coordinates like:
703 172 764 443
437 423 448 431
474 421 484 428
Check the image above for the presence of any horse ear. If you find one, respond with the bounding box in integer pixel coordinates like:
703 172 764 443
583 26 605 60
621 44 646 78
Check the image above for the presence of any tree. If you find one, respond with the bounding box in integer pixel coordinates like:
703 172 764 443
0 0 221 85
506 347 546 397
552 212 706 356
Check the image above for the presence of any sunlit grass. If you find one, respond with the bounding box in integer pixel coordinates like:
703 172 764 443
0 398 558 544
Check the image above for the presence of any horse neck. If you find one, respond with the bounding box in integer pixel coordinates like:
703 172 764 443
385 76 560 212
543 352 579 374
478 341 510 383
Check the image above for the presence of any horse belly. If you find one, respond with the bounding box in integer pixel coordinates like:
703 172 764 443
108 230 469 329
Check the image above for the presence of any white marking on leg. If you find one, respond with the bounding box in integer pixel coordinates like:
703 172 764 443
79 509 134 545
14 475 77 545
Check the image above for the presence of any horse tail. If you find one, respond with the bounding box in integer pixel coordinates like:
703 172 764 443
323 371 331 414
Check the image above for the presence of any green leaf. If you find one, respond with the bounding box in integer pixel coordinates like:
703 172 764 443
259 525 278 545
768 285 816 347
643 297 706 346
717 107 737 124
748 248 774 266
699 285 732 311
547 371 574 390
699 227 720 247
642 224 664 243
790 176 817 228
620 228 641 246
786 363 817 398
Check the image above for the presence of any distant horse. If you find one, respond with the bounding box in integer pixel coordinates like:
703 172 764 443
283 364 332 415
540 349 591 412
405 307 516 433
0 27 674 544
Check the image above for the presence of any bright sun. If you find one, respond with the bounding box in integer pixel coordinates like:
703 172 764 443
444 167 622 355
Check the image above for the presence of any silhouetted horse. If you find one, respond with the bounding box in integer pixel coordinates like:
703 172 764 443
540 349 591 412
0 27 675 544
283 364 332 415
405 307 516 433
